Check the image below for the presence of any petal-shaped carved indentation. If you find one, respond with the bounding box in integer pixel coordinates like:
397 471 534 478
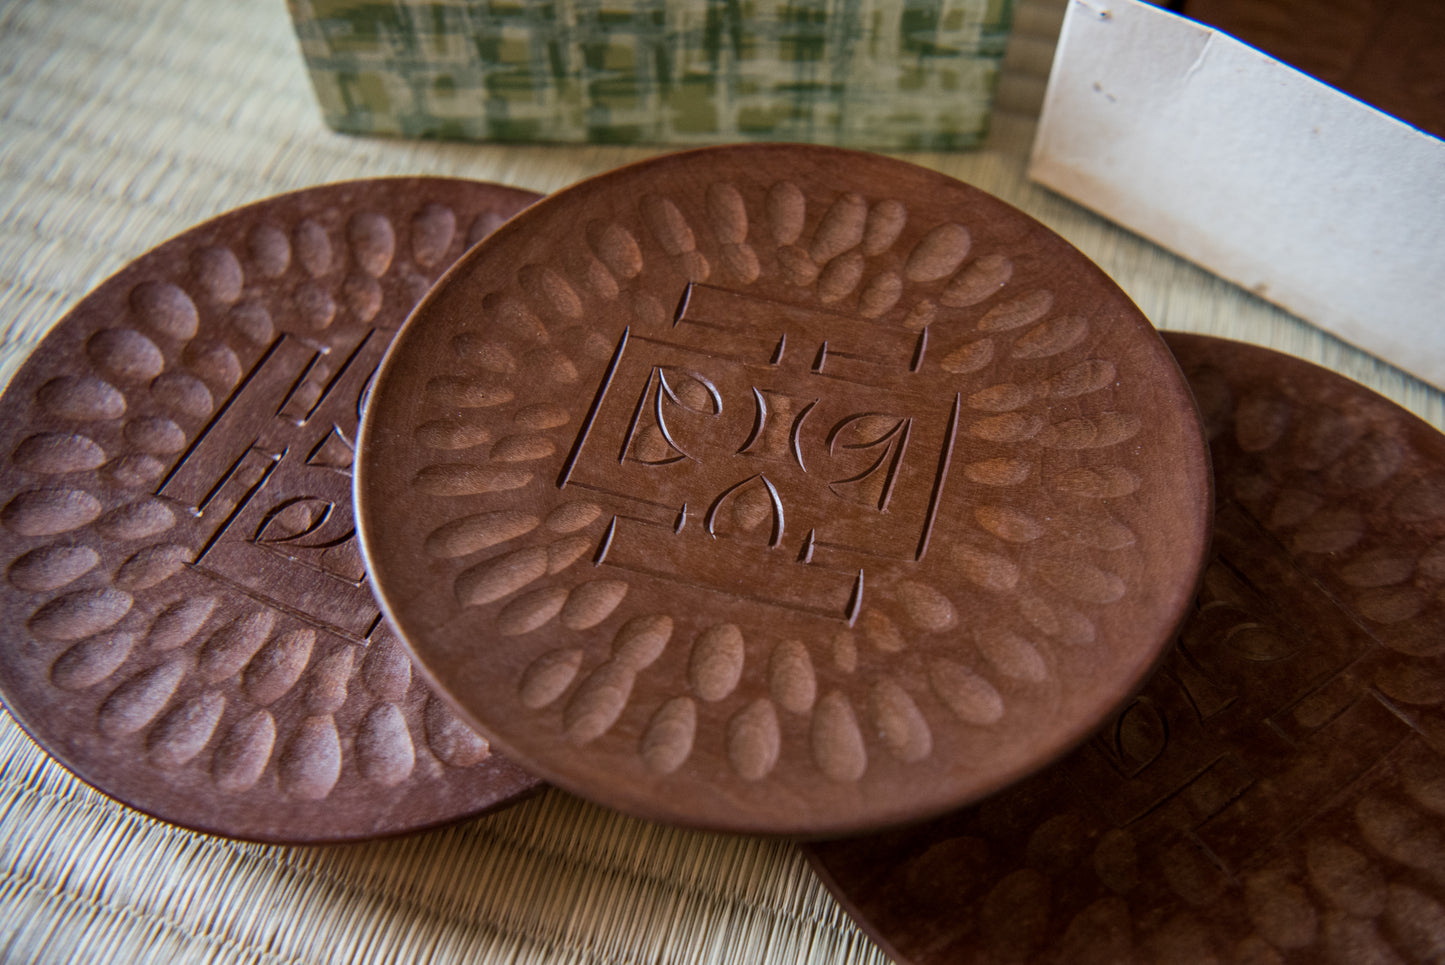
411 203 456 267
809 192 868 264
1012 316 1089 359
1243 867 1319 950
305 648 353 714
426 376 513 408
191 246 244 303
88 329 164 382
817 251 865 303
124 416 186 455
1045 359 1117 398
812 690 867 782
942 254 1012 307
29 588 133 641
130 281 198 340
243 628 315 705
929 659 1004 725
50 631 136 690
37 376 126 421
452 334 517 372
588 221 643 279
13 432 106 474
348 211 395 277
1290 509 1364 554
416 420 491 450
897 580 957 632
292 281 336 330
547 535 592 573
361 632 412 701
103 454 164 489
456 547 548 607
98 656 187 737
689 624 744 701
766 181 807 245
769 639 816 714
1040 414 1141 449
905 223 970 282
1306 840 1386 918
1384 886 1445 962
520 648 584 709
977 629 1048 682
9 544 99 591
342 274 381 322
612 614 673 670
964 458 1031 487
778 245 819 286
426 511 540 559
414 464 532 496
967 413 1043 443
114 544 190 590
941 340 995 376
213 710 276 792
294 218 332 276
870 679 932 762
978 291 1053 332
183 340 242 390
229 300 275 345
706 182 748 244
151 372 214 419
148 596 218 651
148 692 225 769
545 504 604 536
278 715 342 800
490 434 556 463
727 698 780 781
967 382 1040 412
642 196 698 258
496 586 568 635
425 696 490 766
3 489 102 536
560 580 628 630
198 610 277 682
641 696 696 775
863 200 907 255
356 703 415 786
514 403 570 430
520 264 583 319
975 506 1042 543
954 544 1021 592
858 272 902 318
247 223 290 277
1330 432 1405 491
564 662 634 743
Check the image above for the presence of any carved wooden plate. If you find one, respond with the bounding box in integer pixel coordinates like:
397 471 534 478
806 332 1445 962
0 178 544 842
356 146 1212 835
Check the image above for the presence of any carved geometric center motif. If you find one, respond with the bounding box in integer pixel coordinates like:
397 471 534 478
158 326 385 640
560 283 960 622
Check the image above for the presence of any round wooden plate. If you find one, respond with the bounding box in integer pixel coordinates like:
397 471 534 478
356 145 1212 835
0 178 544 842
806 332 1445 962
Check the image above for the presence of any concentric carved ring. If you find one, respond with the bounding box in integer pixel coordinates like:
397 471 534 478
357 146 1211 834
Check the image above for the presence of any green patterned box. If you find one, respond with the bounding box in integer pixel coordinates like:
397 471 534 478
287 0 1013 150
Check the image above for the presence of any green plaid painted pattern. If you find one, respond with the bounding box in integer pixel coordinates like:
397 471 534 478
288 0 1012 149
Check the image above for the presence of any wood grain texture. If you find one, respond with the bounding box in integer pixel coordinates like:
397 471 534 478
0 0 1437 960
